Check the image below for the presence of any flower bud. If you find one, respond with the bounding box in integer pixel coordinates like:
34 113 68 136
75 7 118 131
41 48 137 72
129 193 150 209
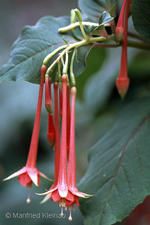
45 75 52 114
116 77 130 99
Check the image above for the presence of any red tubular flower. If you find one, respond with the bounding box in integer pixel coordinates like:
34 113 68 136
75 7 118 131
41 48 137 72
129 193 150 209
52 75 68 199
40 82 60 203
116 0 132 99
67 83 70 154
66 87 91 220
3 65 50 202
38 75 68 214
38 75 68 208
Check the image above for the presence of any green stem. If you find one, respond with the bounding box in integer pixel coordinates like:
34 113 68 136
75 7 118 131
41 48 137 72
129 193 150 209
63 51 69 75
74 9 89 40
43 44 67 65
59 21 99 33
58 21 111 34
70 48 77 87
46 36 110 75
46 39 87 75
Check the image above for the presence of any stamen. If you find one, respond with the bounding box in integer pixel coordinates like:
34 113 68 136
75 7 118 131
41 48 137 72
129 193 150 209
61 206 64 217
26 188 31 203
68 209 72 221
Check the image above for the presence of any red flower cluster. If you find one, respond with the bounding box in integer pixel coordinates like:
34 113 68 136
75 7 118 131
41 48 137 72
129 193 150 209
4 62 90 218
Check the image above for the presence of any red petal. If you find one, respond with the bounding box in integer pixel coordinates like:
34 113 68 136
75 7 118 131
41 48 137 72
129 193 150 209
18 173 32 186
37 173 40 186
75 196 79 207
66 191 80 207
66 191 75 207
66 191 74 202
51 189 61 202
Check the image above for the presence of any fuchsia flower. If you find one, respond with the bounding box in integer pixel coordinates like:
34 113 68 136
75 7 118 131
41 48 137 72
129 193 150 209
38 75 90 220
3 65 50 202
116 0 132 99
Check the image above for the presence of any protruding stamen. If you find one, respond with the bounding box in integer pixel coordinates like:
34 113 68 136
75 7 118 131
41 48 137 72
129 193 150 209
68 209 72 221
26 188 31 203
61 206 64 217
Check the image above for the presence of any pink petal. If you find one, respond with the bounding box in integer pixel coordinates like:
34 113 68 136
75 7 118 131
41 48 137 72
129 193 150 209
51 189 61 202
74 196 80 207
66 191 79 207
3 167 27 181
66 191 75 202
18 173 32 186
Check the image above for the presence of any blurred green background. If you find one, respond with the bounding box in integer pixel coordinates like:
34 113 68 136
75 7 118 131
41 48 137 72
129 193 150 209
1 1 150 225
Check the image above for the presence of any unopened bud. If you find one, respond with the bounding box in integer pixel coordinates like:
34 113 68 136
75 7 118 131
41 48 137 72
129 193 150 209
116 77 130 99
74 8 82 23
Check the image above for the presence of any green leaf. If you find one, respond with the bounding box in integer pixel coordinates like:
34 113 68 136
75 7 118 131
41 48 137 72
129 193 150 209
99 11 114 26
78 0 117 22
109 0 119 17
132 0 150 41
91 25 105 36
78 97 150 225
0 16 90 84
91 11 114 36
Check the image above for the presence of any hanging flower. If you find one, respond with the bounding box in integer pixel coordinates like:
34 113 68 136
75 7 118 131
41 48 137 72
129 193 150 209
3 65 51 202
